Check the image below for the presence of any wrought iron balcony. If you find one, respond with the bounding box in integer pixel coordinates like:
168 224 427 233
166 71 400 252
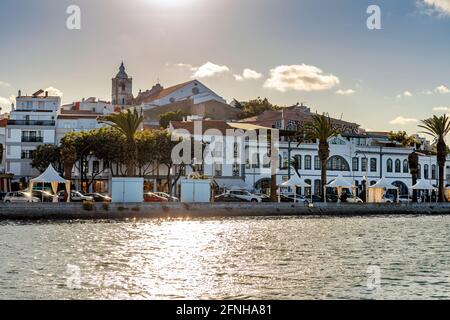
21 136 44 143
8 120 55 126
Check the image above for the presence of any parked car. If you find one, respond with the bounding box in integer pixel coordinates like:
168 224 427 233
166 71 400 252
398 195 412 203
58 190 94 202
226 190 262 202
32 190 57 202
382 194 395 203
154 192 179 202
215 193 243 203
85 193 112 202
344 196 364 204
3 191 40 203
254 193 271 202
280 194 309 203
144 192 168 202
0 192 7 201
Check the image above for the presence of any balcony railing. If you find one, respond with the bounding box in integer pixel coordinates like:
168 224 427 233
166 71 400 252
8 120 55 126
21 136 44 143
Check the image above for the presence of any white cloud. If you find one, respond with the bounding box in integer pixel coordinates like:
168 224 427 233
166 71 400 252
421 0 450 17
335 89 355 95
264 64 340 92
192 62 230 78
0 81 10 87
421 89 434 95
435 84 450 94
44 86 63 97
389 116 419 125
175 63 195 69
234 68 263 81
433 106 449 111
397 91 413 98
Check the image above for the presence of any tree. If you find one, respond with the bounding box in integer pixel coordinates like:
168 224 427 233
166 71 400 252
159 110 190 129
301 114 340 202
238 97 280 119
100 109 143 176
419 114 450 202
31 144 62 173
388 131 419 147
136 130 158 177
408 151 419 203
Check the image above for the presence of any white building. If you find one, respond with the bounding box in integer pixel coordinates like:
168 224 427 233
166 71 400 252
5 90 60 180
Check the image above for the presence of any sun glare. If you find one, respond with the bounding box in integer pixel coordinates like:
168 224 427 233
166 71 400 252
147 0 195 8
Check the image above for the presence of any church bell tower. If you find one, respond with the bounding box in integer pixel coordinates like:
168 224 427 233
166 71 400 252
112 62 133 107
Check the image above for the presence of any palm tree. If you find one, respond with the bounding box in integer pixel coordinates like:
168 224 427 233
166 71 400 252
100 109 143 176
302 114 340 202
408 150 419 202
419 114 450 202
389 131 419 147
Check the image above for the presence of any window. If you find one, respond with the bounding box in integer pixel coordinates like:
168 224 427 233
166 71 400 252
293 155 302 171
418 164 422 179
93 161 100 173
215 163 222 177
305 155 312 170
395 159 401 173
104 161 110 170
387 159 393 173
304 179 312 196
352 157 359 172
21 150 34 159
432 165 437 180
121 83 126 91
232 163 240 177
424 164 429 179
314 179 321 196
403 160 409 173
314 156 321 170
370 158 377 172
327 156 350 171
362 158 367 172
7 129 11 139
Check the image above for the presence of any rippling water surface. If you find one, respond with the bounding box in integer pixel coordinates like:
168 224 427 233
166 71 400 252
1 216 450 299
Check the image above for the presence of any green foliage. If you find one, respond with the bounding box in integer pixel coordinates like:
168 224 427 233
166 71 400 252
159 109 190 129
238 97 280 119
30 144 62 173
388 131 418 147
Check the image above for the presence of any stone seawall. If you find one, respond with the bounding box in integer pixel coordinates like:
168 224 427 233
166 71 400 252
1 202 450 220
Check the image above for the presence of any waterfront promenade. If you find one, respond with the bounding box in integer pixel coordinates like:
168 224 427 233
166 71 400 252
1 202 450 220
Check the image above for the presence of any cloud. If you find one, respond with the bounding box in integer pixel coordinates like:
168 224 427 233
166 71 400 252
234 68 263 81
397 91 413 98
335 89 355 95
433 106 449 111
421 89 434 95
389 116 419 125
175 63 195 69
44 86 63 97
192 62 230 78
264 64 340 92
435 84 450 94
421 0 450 17
0 96 11 106
0 81 11 87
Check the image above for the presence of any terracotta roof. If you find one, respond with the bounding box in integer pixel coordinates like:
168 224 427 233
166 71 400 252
139 80 196 104
171 120 234 135
57 109 102 119
0 118 8 127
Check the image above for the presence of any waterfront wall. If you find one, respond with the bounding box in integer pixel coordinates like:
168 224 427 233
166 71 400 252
1 202 450 220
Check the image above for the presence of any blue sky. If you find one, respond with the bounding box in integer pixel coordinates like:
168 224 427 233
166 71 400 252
1 0 450 133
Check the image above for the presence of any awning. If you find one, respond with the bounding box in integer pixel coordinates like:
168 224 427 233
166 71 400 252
369 178 399 190
411 180 437 190
281 173 311 188
214 178 250 190
326 174 354 188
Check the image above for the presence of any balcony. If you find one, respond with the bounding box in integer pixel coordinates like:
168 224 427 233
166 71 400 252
21 136 44 143
8 120 55 126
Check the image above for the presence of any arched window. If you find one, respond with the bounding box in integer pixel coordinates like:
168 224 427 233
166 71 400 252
403 160 409 173
326 156 350 171
395 159 401 173
293 155 302 171
432 165 437 180
370 158 377 172
121 83 126 91
418 164 422 179
304 179 312 196
314 156 320 170
305 156 312 170
387 159 393 173
314 179 321 195
352 157 359 171
424 164 429 179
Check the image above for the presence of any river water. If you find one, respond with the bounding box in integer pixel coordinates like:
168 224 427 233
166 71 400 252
1 216 450 300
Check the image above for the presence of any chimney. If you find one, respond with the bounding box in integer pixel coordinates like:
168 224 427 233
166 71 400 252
45 91 48 98
18 90 21 97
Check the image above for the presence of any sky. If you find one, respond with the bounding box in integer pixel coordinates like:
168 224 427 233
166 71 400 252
1 0 450 134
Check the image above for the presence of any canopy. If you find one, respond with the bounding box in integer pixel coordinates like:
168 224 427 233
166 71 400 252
281 173 311 188
369 178 399 190
326 175 354 188
411 180 437 190
29 165 71 202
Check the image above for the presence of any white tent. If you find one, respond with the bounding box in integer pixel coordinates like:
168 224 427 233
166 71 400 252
29 165 71 202
326 175 355 203
280 174 312 203
411 180 437 190
368 178 399 203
